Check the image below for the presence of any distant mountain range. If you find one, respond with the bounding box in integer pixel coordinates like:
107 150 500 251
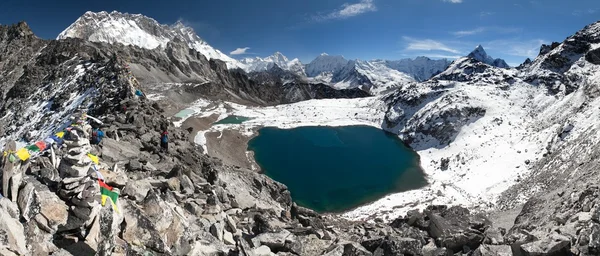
58 11 511 94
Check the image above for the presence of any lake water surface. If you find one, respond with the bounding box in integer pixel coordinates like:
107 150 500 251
248 126 427 213
214 115 251 125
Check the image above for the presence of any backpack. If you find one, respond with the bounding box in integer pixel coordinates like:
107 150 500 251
161 132 168 143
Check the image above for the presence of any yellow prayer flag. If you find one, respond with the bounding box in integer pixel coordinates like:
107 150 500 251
101 195 120 213
86 153 99 165
16 148 30 161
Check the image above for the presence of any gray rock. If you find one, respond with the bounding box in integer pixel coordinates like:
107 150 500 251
127 159 142 171
473 244 512 256
576 212 593 223
101 138 140 163
18 178 68 230
121 201 168 253
426 207 485 252
422 239 447 256
323 242 372 256
122 179 152 202
180 174 195 195
167 177 181 192
252 229 291 248
223 230 235 245
0 203 28 255
184 201 203 216
210 222 224 241
17 182 38 221
96 204 118 256
143 162 158 172
361 236 422 256
520 234 571 256
483 227 505 245
98 169 128 188
226 208 243 215
253 245 275 256
142 190 174 233
226 214 238 233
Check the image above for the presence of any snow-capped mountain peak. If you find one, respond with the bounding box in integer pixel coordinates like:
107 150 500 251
467 45 509 68
239 52 306 76
58 11 243 69
265 52 289 63
305 54 349 77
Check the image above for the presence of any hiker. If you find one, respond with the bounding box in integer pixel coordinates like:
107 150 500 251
160 130 168 152
91 128 105 145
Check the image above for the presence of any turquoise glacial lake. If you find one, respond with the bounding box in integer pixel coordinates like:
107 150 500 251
214 115 251 125
247 126 427 213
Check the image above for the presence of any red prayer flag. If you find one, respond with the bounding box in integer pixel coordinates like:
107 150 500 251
34 141 46 151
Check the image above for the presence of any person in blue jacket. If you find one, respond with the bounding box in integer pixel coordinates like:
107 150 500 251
91 128 105 145
160 130 168 152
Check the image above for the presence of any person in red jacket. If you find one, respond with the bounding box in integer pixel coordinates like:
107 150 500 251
160 130 168 152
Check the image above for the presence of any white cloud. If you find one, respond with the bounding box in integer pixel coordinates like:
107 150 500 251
573 9 597 16
230 47 250 55
443 0 463 3
480 11 494 17
453 27 486 36
403 37 461 54
422 54 462 59
314 0 377 21
452 27 522 37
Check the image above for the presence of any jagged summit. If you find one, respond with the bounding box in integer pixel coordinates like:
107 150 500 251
380 57 452 82
305 54 349 77
0 21 35 40
239 51 306 76
467 45 509 68
58 11 243 69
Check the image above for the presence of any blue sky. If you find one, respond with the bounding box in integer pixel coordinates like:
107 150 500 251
1 0 599 66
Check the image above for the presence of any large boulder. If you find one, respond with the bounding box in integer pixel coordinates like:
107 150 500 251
297 234 332 255
98 168 128 188
519 234 571 256
121 179 152 202
142 190 174 232
101 138 140 163
473 244 512 256
323 242 372 256
251 229 299 253
425 206 486 252
17 178 68 231
121 201 169 253
0 198 28 255
362 236 422 256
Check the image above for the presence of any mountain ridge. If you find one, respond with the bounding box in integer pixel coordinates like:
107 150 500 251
58 11 244 69
467 44 510 68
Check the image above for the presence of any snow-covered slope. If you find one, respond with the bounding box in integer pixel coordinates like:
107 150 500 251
304 55 416 94
305 53 350 77
240 52 305 76
58 11 243 69
380 57 452 81
467 45 510 68
330 60 415 94
303 54 451 94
